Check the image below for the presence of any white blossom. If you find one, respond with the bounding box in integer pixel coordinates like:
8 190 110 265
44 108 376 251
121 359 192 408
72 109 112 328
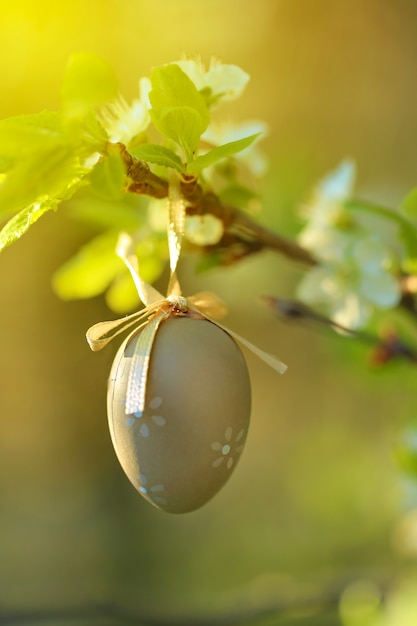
98 77 151 145
184 214 224 246
174 56 249 105
296 161 400 329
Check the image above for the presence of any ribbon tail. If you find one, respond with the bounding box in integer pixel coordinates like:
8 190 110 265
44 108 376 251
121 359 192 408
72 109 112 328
202 315 287 374
116 232 164 306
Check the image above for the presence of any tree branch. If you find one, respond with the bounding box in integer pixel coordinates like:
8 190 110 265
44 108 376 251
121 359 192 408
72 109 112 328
112 143 417 328
110 142 317 267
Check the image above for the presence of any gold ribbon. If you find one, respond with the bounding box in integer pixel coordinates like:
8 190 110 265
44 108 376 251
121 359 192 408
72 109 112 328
86 174 287 414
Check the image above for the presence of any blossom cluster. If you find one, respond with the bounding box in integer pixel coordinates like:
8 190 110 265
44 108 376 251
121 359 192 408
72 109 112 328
296 161 401 329
99 56 265 172
98 56 267 251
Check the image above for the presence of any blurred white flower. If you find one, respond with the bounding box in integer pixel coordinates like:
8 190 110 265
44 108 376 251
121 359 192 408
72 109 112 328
298 160 356 262
296 161 400 328
317 158 356 202
184 214 224 246
297 237 400 329
174 56 250 105
98 77 151 145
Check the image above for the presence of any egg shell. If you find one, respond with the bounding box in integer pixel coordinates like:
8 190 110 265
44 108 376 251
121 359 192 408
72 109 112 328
107 314 251 513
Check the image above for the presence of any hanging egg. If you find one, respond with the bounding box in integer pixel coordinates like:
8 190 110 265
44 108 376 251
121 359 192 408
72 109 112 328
107 310 251 513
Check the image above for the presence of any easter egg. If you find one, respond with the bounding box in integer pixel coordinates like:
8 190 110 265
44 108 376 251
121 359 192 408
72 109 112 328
107 314 251 513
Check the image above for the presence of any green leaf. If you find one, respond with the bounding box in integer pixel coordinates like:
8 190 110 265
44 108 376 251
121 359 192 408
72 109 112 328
346 198 417 273
150 64 209 122
149 64 209 159
105 271 141 313
0 175 84 251
150 107 204 161
400 222 417 273
401 187 417 217
0 111 62 171
79 109 109 153
0 147 81 218
0 199 55 251
52 231 122 300
90 154 126 199
130 144 184 172
218 184 258 208
187 133 261 174
61 52 119 118
394 432 417 477
67 188 147 230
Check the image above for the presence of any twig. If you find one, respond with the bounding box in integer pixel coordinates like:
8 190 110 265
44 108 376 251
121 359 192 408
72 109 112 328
226 208 317 266
109 142 317 267
263 296 417 366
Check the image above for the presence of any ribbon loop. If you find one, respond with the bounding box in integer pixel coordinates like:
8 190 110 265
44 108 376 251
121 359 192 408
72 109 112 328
87 213 287 374
116 233 164 306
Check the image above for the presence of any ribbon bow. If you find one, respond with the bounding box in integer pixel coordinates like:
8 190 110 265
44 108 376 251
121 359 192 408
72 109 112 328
86 173 287 416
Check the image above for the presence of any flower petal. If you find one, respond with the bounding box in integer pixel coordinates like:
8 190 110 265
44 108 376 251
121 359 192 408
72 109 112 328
298 225 352 262
353 237 390 273
98 95 150 144
331 291 370 329
174 58 249 104
185 214 224 246
317 159 356 202
205 62 250 101
359 272 401 308
296 266 339 304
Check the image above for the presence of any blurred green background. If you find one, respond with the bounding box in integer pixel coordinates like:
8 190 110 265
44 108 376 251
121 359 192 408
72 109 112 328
2 1 417 624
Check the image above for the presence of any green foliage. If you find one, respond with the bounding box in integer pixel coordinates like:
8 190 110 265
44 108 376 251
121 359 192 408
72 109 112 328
89 154 126 199
3 51 417 332
52 228 167 312
400 222 417 273
149 64 210 161
0 200 57 251
130 133 261 176
394 431 417 477
0 176 83 251
52 230 124 300
218 183 258 209
0 53 266 312
0 54 115 233
0 111 62 171
187 132 261 174
401 186 417 217
130 144 184 172
61 51 119 119
66 187 147 230
0 147 82 219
